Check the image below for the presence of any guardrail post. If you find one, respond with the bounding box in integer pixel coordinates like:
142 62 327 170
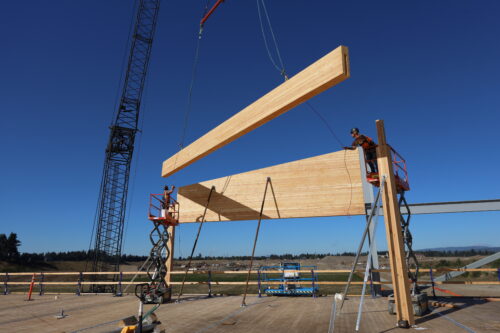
207 270 212 298
311 269 317 299
429 267 436 297
76 272 83 296
39 272 44 296
3 273 9 295
116 272 123 297
257 270 262 298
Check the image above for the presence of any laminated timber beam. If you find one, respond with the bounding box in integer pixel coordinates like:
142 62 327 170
376 119 414 327
176 149 365 223
162 46 350 177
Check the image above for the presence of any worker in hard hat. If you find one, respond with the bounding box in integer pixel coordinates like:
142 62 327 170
344 128 378 173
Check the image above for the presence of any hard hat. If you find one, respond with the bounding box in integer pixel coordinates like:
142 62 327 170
350 128 359 134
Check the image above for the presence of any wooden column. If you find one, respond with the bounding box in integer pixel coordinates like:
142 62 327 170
376 120 414 326
165 225 175 287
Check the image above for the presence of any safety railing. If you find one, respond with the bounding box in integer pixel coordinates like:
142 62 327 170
390 146 410 191
2 267 499 296
364 145 410 192
148 193 179 224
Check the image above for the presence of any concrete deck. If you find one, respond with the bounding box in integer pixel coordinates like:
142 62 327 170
1 294 499 332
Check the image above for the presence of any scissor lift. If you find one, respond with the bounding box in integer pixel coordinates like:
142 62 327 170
137 192 179 304
260 263 318 296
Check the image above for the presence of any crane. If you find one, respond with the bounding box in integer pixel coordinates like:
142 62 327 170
90 0 161 277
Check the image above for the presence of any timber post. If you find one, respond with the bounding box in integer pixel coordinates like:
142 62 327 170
166 225 175 288
376 119 414 327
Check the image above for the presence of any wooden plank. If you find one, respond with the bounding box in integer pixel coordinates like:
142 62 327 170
162 46 350 177
177 149 365 223
376 119 415 326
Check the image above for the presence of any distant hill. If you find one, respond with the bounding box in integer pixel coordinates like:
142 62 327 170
418 246 500 252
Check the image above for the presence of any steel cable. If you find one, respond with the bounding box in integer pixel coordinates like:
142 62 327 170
241 177 271 306
177 186 215 302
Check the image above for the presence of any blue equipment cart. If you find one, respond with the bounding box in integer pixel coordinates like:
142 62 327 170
259 262 318 296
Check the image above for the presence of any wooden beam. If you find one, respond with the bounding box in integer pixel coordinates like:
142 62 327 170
376 119 414 326
177 149 365 223
165 225 175 289
162 46 350 177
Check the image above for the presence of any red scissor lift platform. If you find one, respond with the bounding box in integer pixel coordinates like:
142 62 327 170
365 146 410 193
148 193 179 226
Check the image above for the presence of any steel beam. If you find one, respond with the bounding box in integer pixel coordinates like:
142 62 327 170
434 251 500 282
366 199 500 216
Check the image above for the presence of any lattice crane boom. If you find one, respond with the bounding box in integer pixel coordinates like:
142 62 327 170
91 0 161 274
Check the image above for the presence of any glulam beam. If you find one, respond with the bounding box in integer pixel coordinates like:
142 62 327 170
177 149 364 223
162 46 350 177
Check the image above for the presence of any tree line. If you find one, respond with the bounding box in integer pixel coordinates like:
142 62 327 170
418 249 497 257
14 251 149 264
1 233 498 263
0 233 149 264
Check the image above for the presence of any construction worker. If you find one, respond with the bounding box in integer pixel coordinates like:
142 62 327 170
162 185 175 218
344 128 378 173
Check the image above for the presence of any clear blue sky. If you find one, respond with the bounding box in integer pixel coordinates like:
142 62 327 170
1 0 499 257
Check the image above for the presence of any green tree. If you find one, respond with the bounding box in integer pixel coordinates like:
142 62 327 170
0 233 20 262
0 234 7 260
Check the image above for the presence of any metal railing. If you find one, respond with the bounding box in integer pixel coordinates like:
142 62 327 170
2 267 499 296
364 145 410 191
148 193 179 222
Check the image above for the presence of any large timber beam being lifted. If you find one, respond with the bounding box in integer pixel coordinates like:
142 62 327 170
162 46 350 177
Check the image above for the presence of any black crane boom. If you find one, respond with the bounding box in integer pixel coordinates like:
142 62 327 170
91 0 161 275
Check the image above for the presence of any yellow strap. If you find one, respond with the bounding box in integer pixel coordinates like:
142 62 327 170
120 325 136 333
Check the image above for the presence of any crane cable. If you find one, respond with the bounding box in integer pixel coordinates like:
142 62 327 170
256 0 354 215
178 0 211 151
256 0 345 149
257 0 288 80
174 0 213 275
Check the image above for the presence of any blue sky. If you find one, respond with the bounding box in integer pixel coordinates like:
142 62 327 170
1 0 499 257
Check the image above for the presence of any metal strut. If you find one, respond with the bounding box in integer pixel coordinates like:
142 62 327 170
200 0 225 28
176 186 215 302
399 191 419 295
242 177 271 307
339 176 386 312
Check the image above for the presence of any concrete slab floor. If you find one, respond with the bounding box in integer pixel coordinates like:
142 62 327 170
1 294 499 333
